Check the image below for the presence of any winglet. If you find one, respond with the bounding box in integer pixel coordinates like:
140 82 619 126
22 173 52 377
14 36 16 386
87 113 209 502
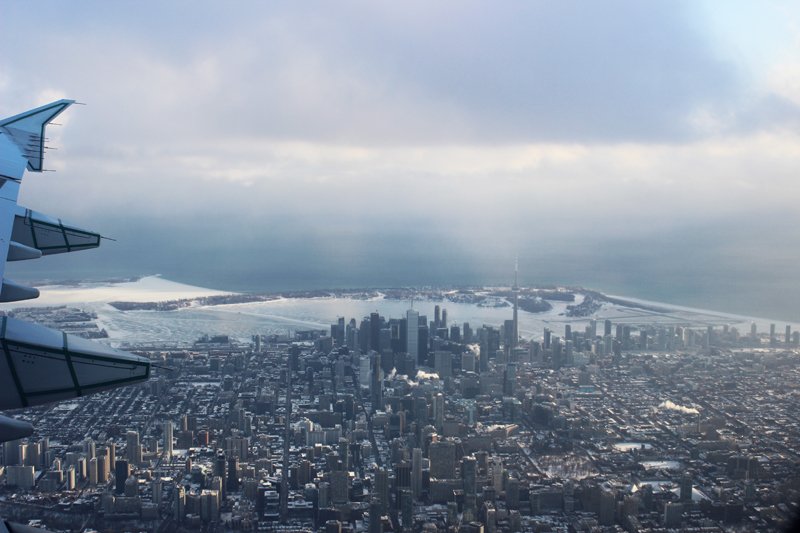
0 99 75 172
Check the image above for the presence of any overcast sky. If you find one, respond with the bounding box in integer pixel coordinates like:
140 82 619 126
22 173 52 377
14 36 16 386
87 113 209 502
2 1 800 318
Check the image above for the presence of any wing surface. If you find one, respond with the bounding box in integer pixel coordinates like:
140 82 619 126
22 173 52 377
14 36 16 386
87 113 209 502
0 316 151 410
11 209 101 255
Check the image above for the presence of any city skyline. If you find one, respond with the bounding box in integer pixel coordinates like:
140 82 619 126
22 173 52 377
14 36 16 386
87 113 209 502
2 295 799 530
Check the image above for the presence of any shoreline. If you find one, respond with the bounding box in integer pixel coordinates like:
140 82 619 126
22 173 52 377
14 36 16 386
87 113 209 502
4 275 798 333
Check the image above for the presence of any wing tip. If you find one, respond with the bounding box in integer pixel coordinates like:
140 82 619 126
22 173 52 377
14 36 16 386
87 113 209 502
0 99 77 173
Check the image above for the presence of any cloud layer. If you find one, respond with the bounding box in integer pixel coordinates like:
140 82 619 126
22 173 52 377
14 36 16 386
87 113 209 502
1 1 800 320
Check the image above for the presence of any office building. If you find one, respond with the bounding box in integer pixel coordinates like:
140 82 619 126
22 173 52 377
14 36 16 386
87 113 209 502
406 309 419 364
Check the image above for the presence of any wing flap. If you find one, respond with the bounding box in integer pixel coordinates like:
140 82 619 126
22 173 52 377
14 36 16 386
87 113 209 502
0 317 150 410
11 209 101 255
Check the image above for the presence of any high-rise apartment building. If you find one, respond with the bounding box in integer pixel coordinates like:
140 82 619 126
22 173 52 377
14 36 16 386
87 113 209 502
126 430 141 466
163 420 173 458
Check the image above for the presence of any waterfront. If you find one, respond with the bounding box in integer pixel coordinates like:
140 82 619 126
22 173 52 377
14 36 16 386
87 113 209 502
3 276 797 347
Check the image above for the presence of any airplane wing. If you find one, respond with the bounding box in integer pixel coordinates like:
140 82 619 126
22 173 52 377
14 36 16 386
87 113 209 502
0 100 102 302
0 101 151 443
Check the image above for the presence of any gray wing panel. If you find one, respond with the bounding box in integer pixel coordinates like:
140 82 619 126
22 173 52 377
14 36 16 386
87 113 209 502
11 209 101 255
0 317 150 410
